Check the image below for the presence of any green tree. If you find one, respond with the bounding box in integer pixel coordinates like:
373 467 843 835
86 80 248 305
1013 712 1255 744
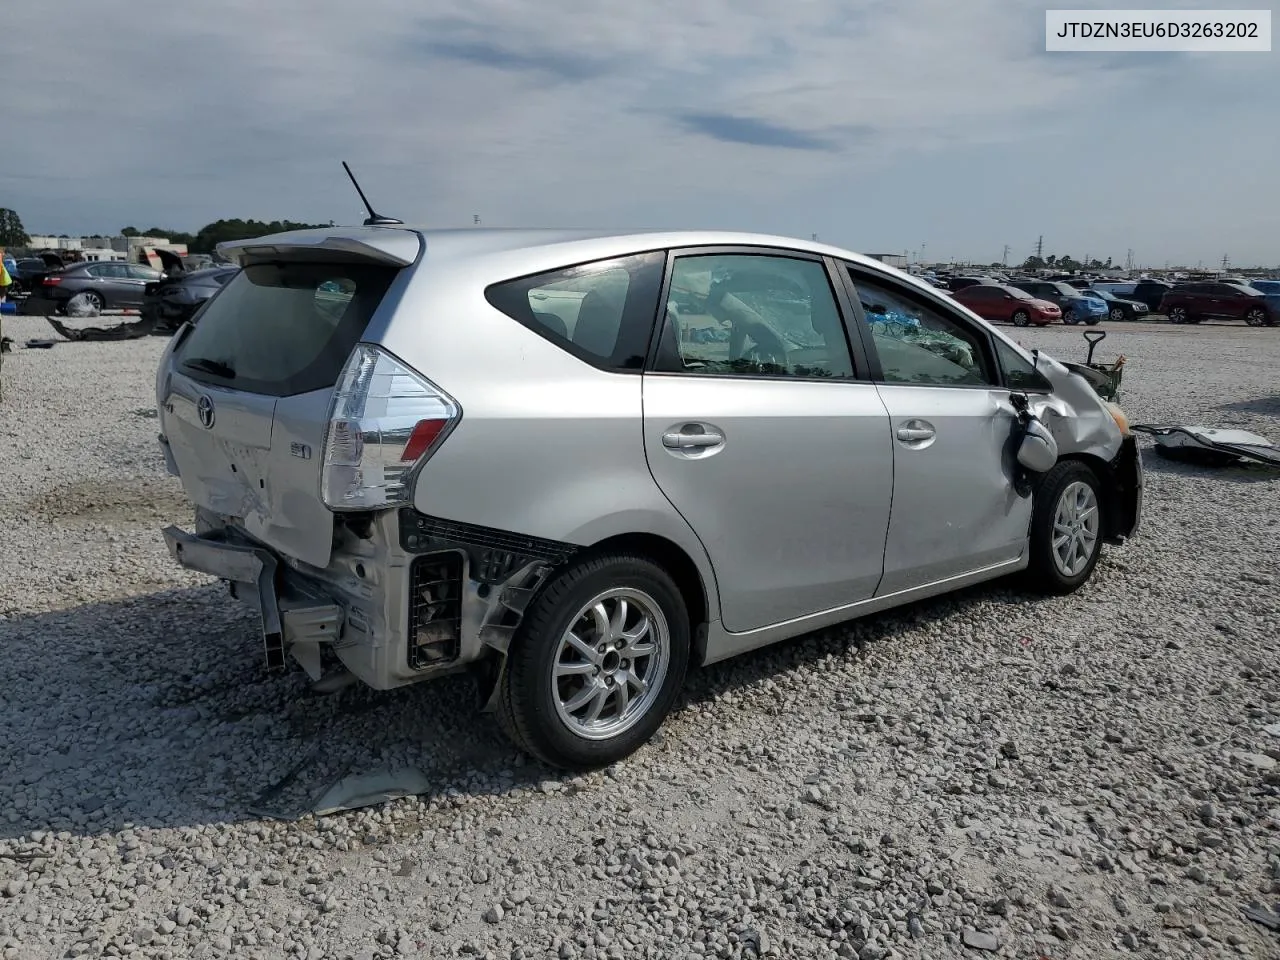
121 226 140 237
0 208 30 247
1022 255 1046 271
187 218 333 254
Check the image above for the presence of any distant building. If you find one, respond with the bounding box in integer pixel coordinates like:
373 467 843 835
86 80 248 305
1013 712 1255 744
867 253 909 268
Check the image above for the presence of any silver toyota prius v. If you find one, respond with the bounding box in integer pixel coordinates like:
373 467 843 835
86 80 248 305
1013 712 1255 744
156 226 1142 769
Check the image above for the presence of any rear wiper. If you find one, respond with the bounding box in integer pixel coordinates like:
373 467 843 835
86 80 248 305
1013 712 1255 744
183 357 236 379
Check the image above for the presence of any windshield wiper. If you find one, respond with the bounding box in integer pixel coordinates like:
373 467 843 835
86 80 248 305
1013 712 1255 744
183 357 236 379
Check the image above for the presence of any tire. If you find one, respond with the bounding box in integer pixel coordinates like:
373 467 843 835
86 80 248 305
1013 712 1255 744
1244 307 1267 327
1063 308 1080 325
1109 308 1125 323
1011 309 1030 327
1085 316 1101 326
79 290 105 311
498 553 691 770
1168 305 1190 325
1025 460 1104 595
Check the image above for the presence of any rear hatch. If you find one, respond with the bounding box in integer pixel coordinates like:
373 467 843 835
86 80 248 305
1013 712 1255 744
158 229 420 568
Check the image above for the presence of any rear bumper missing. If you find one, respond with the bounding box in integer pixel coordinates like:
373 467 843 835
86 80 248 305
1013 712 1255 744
162 525 342 673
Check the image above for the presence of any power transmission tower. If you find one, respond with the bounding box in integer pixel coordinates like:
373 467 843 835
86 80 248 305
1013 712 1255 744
1035 235 1044 260
1221 254 1230 273
473 214 481 226
1001 244 1010 266
1125 249 1134 273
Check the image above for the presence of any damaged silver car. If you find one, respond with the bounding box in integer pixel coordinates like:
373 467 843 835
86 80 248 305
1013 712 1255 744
157 226 1142 769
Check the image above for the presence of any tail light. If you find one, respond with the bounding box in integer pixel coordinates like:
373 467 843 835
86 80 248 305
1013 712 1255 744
42 276 61 286
320 344 460 511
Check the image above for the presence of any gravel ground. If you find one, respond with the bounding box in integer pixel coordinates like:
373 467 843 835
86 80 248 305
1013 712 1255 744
1 316 1279 960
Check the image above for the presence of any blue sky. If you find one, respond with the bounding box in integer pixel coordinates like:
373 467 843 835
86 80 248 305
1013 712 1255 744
1 0 1275 267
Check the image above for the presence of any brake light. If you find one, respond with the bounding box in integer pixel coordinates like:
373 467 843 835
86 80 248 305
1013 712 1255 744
320 344 460 511
43 276 61 286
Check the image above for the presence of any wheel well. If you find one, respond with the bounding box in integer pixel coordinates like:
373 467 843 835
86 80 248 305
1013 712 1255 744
583 533 709 657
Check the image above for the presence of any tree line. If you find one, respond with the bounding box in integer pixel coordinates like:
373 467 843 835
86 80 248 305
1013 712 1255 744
0 207 334 254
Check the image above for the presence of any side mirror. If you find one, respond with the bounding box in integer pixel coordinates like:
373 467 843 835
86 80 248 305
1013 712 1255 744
1017 418 1059 473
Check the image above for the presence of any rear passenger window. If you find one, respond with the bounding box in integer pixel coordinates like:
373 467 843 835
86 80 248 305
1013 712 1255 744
651 254 854 379
485 252 665 372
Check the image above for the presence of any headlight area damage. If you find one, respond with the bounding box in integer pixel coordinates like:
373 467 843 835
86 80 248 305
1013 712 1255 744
163 506 581 707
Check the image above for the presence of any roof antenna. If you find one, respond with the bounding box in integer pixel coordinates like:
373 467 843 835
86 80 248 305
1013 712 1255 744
342 161 403 226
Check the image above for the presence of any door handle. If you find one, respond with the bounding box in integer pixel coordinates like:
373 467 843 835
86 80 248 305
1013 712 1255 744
662 428 724 449
896 424 935 442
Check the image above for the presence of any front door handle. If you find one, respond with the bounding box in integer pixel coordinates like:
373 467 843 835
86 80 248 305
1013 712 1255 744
662 426 725 449
896 422 936 442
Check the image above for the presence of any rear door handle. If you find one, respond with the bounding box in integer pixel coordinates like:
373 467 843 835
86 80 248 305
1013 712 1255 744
662 427 725 449
896 424 935 442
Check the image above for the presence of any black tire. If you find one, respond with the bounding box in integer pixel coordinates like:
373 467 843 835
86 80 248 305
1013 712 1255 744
1011 309 1030 327
1085 316 1101 326
1025 460 1104 595
1109 308 1125 323
1244 307 1267 328
498 553 690 770
1063 308 1080 325
80 290 105 311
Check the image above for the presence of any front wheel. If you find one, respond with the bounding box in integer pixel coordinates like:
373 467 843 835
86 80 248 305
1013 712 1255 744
498 553 690 770
1025 460 1104 595
1011 309 1030 327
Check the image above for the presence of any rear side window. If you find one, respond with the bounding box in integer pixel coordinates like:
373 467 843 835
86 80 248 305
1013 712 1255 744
485 251 665 371
174 261 396 397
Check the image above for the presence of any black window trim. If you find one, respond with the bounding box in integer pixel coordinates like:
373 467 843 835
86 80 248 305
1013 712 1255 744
841 263 1008 392
643 244 872 384
483 248 668 375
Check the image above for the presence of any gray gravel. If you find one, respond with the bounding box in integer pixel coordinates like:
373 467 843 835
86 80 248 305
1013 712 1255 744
2 316 1279 959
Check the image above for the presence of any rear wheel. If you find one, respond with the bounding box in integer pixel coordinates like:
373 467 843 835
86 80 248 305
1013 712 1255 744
1109 307 1125 322
79 290 105 311
1025 460 1104 595
498 553 690 770
1168 305 1191 324
1063 308 1080 325
1011 309 1030 327
1244 307 1267 327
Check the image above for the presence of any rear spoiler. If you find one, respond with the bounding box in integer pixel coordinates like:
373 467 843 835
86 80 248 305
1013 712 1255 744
217 228 422 268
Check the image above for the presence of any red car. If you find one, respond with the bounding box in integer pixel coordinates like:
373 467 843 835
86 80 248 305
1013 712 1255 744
951 283 1062 327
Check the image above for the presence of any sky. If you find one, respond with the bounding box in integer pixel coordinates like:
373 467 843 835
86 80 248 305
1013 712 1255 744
1 0 1276 267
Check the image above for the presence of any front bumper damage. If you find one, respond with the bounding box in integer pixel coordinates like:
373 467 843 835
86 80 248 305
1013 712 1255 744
1101 435 1143 544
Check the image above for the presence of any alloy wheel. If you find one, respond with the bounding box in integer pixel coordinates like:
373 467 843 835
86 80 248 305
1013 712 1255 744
550 588 670 741
1051 481 1100 578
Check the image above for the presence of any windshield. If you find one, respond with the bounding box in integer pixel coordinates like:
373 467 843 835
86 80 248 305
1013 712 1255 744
1005 286 1034 300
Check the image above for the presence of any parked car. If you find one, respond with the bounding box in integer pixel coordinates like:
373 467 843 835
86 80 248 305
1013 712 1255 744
34 260 162 312
1089 281 1137 298
142 266 240 332
156 226 1142 769
1007 280 1107 325
945 276 998 292
1159 281 1275 326
950 283 1062 326
1247 280 1280 296
1125 280 1173 313
1081 288 1149 322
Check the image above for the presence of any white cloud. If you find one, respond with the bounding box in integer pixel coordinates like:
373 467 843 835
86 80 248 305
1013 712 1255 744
1 0 1275 264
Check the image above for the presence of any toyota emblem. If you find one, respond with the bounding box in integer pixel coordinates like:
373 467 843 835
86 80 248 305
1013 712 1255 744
197 395 216 429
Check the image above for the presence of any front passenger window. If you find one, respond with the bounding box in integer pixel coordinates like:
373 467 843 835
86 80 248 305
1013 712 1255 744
850 273 993 386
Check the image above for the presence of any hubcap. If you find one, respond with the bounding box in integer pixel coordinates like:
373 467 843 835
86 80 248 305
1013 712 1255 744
551 588 669 740
1110 308 1124 322
1171 308 1185 323
1246 309 1264 326
1051 481 1100 578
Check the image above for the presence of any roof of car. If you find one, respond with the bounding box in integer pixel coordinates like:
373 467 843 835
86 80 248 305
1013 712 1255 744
217 224 917 279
